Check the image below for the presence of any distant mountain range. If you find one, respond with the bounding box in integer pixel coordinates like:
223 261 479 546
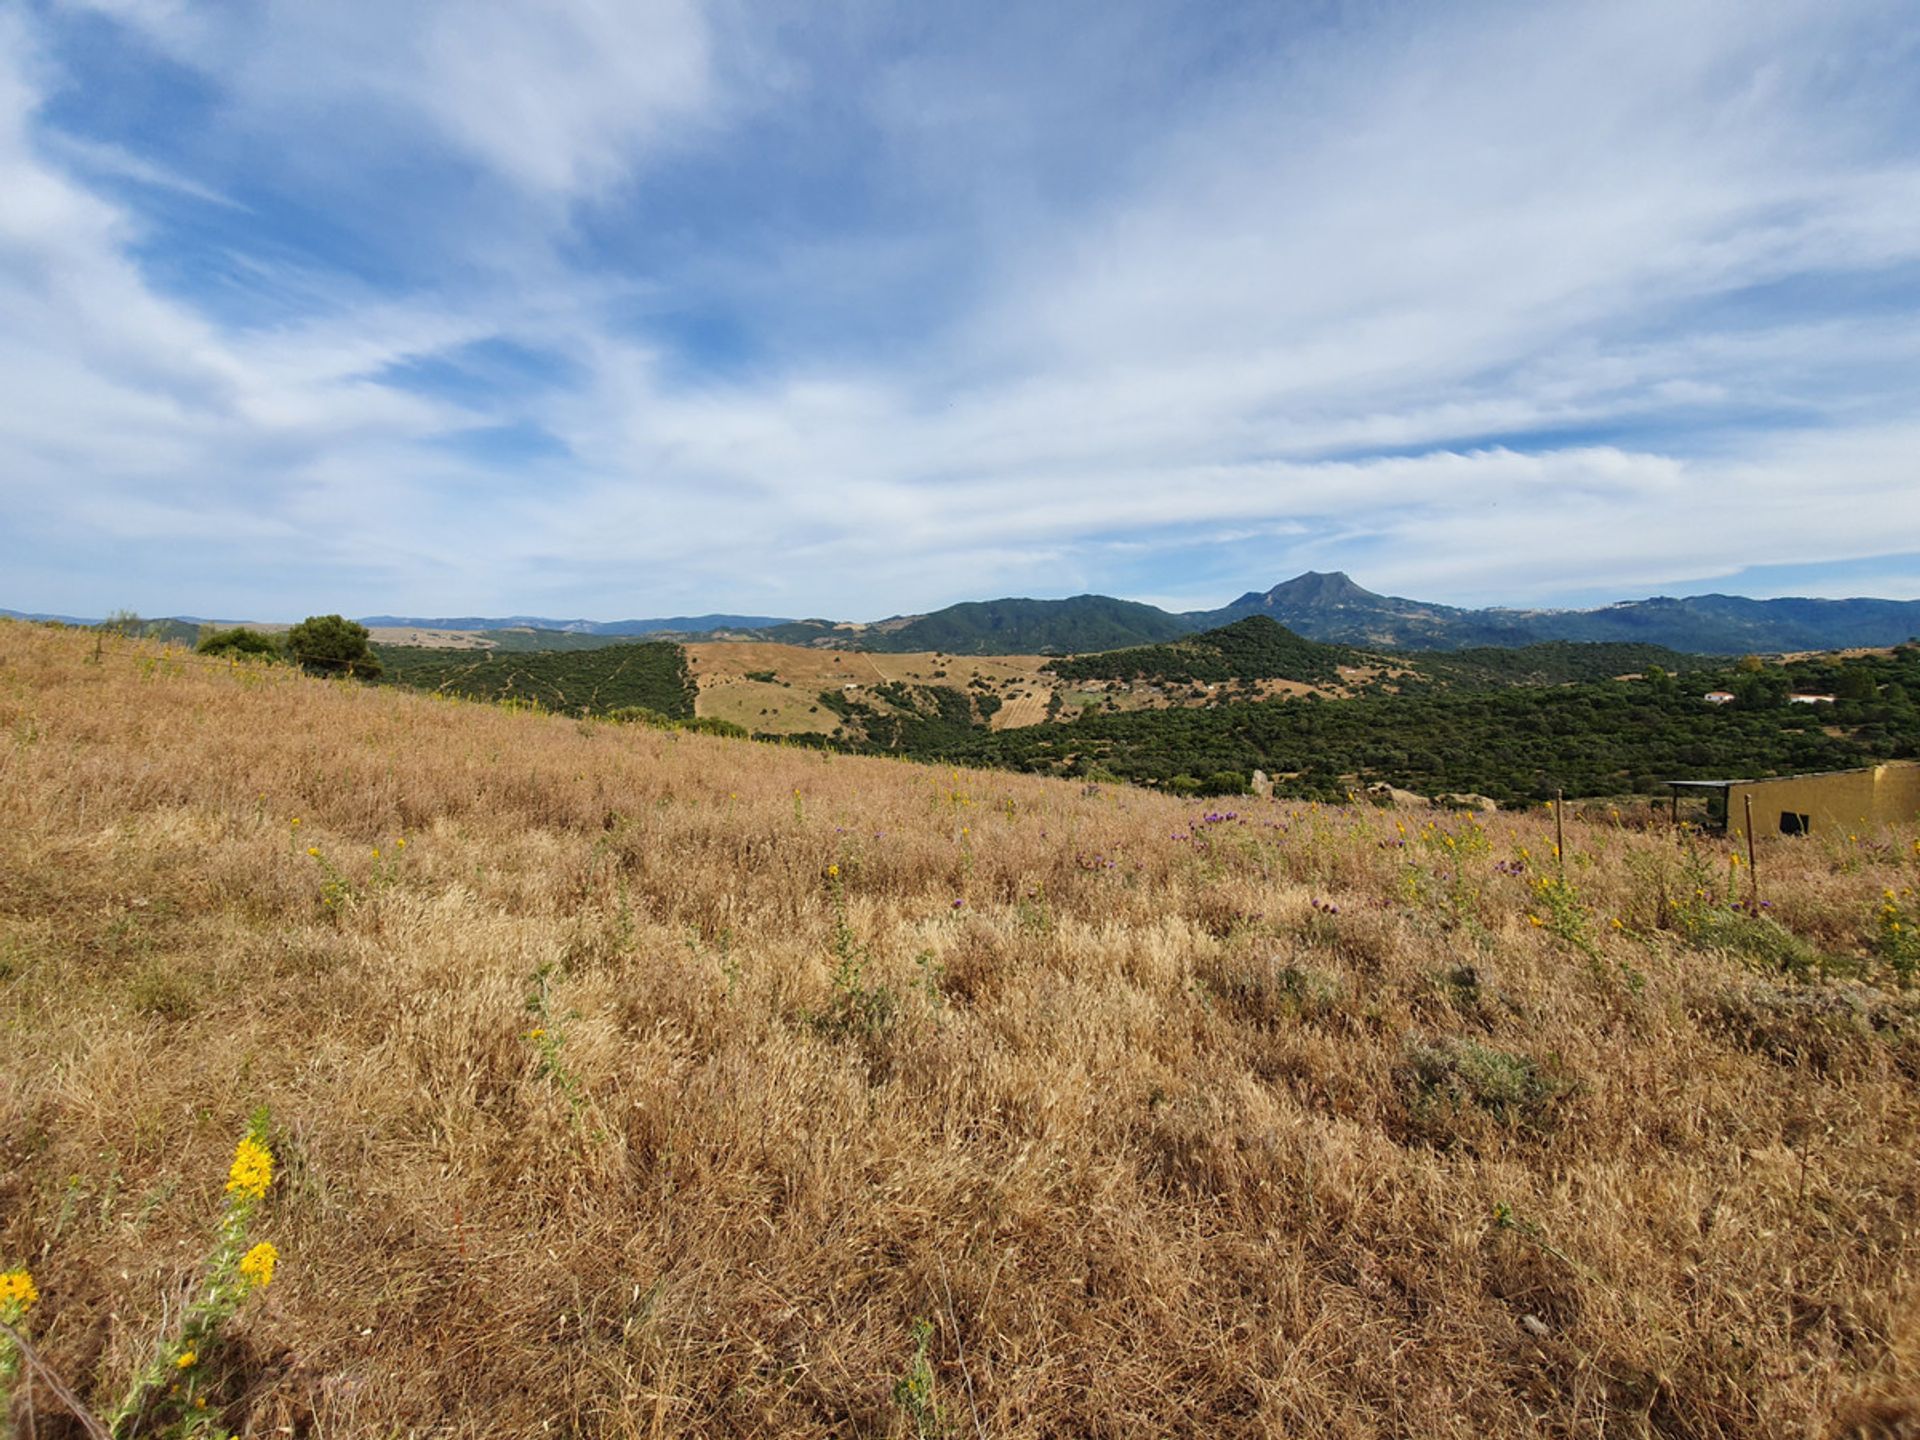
1197 573 1920 653
357 612 790 635
731 573 1920 655
0 607 101 626
10 573 1920 655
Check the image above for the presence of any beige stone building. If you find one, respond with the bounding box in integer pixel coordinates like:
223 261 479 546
1668 761 1920 840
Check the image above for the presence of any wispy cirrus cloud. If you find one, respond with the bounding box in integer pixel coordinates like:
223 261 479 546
3 0 1919 620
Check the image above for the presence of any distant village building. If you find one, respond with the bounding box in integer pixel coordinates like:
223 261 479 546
1702 691 1736 705
1665 761 1920 839
1787 693 1837 705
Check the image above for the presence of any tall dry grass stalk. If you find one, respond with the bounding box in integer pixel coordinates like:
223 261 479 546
0 620 1916 1437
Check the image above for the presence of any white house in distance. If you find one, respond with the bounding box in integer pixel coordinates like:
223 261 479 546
1787 693 1837 704
1703 691 1736 705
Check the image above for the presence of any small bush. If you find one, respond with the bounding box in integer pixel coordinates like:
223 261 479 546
1401 1037 1573 1140
1683 906 1837 980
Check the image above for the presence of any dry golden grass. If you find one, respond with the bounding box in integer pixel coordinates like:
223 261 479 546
2 619 1917 1438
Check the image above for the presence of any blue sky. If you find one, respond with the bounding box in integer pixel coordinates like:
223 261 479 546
4 0 1919 622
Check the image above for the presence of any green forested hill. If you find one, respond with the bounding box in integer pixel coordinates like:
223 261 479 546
377 641 695 718
853 595 1200 654
1047 616 1354 685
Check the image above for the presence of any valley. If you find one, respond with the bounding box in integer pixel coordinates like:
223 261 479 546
361 616 1918 807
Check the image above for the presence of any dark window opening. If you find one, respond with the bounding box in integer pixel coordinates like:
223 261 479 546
1779 811 1810 836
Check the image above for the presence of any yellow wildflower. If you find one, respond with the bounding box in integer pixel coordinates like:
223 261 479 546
371 849 380 860
226 1136 274 1200
395 838 405 849
528 1027 546 1041
290 817 301 827
238 1241 278 1289
306 846 319 858
0 1268 37 1311
177 1349 197 1369
826 863 840 878
1528 914 1544 928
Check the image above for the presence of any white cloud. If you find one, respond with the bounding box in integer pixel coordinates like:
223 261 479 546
4 0 1920 618
57 0 716 200
38 131 241 207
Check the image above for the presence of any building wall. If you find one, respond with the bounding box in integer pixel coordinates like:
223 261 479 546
1727 762 1920 841
1881 762 1920 820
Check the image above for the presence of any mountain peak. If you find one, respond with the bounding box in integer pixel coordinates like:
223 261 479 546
1265 570 1375 603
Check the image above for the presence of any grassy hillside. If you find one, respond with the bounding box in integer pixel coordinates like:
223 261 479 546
2 620 1917 1436
377 639 696 718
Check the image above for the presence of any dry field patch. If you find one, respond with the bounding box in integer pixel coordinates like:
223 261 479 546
686 641 1356 737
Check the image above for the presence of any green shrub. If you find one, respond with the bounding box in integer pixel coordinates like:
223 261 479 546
605 708 747 739
605 706 675 728
286 614 381 679
196 626 281 660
